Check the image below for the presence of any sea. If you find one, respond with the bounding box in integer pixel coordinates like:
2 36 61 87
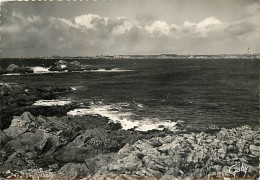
0 58 259 132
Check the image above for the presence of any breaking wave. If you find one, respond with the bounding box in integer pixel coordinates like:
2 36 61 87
67 103 177 131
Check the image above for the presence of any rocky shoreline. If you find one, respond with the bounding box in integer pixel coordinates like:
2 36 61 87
0 111 259 179
0 83 259 179
0 83 76 130
0 60 107 76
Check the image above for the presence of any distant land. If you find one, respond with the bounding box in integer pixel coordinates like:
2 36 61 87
1 53 260 60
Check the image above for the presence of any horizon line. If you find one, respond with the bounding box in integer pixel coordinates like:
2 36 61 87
1 53 259 59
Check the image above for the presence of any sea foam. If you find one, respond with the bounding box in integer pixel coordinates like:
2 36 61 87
33 99 72 106
32 67 50 74
67 103 177 131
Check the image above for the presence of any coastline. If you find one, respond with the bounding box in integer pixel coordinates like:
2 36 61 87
0 111 259 179
0 69 259 179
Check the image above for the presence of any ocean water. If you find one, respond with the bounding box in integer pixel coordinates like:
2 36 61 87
0 58 259 132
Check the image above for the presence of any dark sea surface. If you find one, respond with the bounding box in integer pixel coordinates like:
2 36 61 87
0 58 259 132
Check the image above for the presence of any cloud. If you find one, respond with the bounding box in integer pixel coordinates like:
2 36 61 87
145 21 171 36
1 11 259 57
245 2 260 15
182 17 223 37
225 21 256 37
74 14 108 29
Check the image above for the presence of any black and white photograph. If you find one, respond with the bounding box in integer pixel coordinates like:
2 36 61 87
0 0 259 179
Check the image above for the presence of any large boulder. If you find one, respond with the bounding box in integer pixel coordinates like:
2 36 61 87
4 112 35 139
3 129 60 156
53 128 117 162
5 64 33 74
6 64 20 72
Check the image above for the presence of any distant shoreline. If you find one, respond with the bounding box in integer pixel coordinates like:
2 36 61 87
1 53 260 60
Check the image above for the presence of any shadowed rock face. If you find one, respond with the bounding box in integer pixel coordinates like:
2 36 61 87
0 110 259 179
0 111 169 177
0 83 71 130
0 68 8 75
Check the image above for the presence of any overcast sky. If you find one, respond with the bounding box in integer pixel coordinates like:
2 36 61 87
1 0 260 57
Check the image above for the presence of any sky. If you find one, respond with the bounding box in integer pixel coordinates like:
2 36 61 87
1 0 260 57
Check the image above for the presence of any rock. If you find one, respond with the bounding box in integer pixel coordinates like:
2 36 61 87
53 128 131 163
236 139 247 152
67 61 83 71
149 138 162 147
246 164 258 175
50 60 85 72
0 84 71 130
59 163 89 179
107 122 122 131
49 65 64 71
0 131 10 149
217 148 227 159
85 153 115 174
19 67 34 74
4 112 35 139
245 134 254 141
145 166 163 178
249 145 259 157
6 64 20 72
1 110 259 179
3 129 60 156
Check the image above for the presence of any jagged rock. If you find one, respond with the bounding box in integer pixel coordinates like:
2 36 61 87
3 129 60 157
4 112 35 139
0 108 259 180
53 128 133 163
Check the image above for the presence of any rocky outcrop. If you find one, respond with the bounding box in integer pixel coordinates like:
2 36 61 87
0 111 171 178
0 83 71 130
0 110 259 180
6 64 20 72
96 126 259 179
6 64 33 74
49 60 86 72
3 112 35 139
